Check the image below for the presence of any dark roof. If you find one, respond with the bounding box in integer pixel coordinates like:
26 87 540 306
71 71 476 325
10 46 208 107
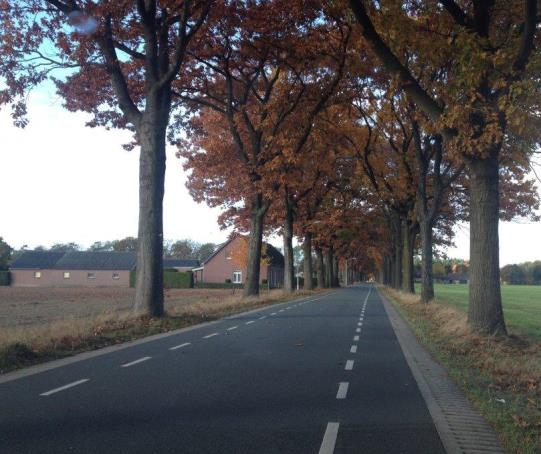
55 251 137 270
264 243 284 268
10 251 65 269
163 259 200 268
202 241 227 265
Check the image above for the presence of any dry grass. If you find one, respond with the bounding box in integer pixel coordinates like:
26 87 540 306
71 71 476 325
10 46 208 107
0 288 323 374
382 287 541 454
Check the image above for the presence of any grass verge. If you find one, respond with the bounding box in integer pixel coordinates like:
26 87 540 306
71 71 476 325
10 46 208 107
0 289 325 375
381 287 541 454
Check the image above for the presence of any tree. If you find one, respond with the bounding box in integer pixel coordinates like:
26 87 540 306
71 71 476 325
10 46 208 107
0 237 12 270
167 239 197 259
111 237 138 252
181 1 349 296
501 264 526 285
196 242 216 262
1 1 213 316
49 242 82 252
347 0 540 335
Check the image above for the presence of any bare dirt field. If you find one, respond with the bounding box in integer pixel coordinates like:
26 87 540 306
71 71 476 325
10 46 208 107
0 287 247 328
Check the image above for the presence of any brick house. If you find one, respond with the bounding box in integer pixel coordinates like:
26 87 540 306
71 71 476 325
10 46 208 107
192 236 284 288
10 250 137 287
10 251 200 287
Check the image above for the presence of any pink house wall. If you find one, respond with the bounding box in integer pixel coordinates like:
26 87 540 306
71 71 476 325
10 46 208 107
197 236 270 284
11 269 131 287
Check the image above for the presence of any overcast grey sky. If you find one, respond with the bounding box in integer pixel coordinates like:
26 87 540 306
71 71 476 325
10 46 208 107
1 91 540 265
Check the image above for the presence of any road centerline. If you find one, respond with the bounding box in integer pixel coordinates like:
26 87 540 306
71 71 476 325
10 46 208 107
345 360 354 371
203 333 219 339
350 345 358 353
336 382 349 399
226 326 238 331
318 422 340 454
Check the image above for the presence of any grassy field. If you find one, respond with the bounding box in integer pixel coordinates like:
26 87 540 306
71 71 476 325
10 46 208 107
416 283 541 340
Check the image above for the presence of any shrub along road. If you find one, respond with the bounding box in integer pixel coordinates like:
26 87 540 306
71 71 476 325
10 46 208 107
0 286 445 453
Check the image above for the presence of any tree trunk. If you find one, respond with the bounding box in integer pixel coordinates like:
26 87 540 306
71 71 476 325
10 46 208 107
282 193 294 293
303 233 313 290
401 220 415 293
419 220 435 303
134 113 167 317
393 219 403 289
324 248 333 288
243 194 267 298
332 255 340 287
467 153 507 335
316 247 325 288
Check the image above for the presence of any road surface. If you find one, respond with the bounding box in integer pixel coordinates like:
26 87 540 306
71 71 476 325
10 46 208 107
0 284 445 453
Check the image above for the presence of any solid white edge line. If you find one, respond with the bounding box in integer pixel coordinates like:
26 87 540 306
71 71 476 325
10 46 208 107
203 333 219 339
40 379 89 396
345 360 354 371
318 422 340 454
350 345 358 353
121 356 151 368
169 342 191 350
336 382 349 399
227 326 238 331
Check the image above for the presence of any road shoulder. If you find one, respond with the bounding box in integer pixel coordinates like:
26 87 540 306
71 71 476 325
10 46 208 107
378 287 505 454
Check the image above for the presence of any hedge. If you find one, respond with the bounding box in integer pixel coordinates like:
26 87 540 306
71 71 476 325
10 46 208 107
0 271 10 286
194 282 269 290
130 270 193 289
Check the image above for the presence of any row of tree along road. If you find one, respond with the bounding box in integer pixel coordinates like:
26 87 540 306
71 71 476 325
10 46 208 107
2 1 539 336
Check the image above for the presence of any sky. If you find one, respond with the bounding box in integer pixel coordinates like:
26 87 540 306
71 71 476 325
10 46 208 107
1 90 540 265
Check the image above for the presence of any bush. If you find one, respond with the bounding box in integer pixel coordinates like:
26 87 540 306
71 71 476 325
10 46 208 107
163 271 193 289
194 282 269 290
130 270 193 288
0 271 10 286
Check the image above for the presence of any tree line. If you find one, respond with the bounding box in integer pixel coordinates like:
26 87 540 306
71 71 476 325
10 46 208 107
1 1 540 336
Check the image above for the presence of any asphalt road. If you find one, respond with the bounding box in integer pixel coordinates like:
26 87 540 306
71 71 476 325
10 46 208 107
0 285 445 453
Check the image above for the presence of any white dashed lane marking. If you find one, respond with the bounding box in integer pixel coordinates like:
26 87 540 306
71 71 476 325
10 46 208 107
227 326 238 331
319 422 339 454
353 335 359 341
169 342 191 350
203 333 219 339
245 321 255 325
356 328 361 333
121 356 151 368
336 382 349 399
345 360 354 371
40 379 90 396
350 345 358 353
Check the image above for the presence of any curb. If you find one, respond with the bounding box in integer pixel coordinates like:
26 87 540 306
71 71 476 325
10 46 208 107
377 288 505 454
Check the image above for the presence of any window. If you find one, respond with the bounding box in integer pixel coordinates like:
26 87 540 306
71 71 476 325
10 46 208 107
34 271 41 279
63 272 70 279
233 271 242 284
87 272 96 279
112 273 120 280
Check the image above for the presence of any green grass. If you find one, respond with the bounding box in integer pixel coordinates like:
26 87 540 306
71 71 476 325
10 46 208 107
415 283 541 340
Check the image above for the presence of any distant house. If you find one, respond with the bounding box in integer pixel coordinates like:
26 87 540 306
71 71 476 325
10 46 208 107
10 251 200 287
445 272 469 284
192 236 284 288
